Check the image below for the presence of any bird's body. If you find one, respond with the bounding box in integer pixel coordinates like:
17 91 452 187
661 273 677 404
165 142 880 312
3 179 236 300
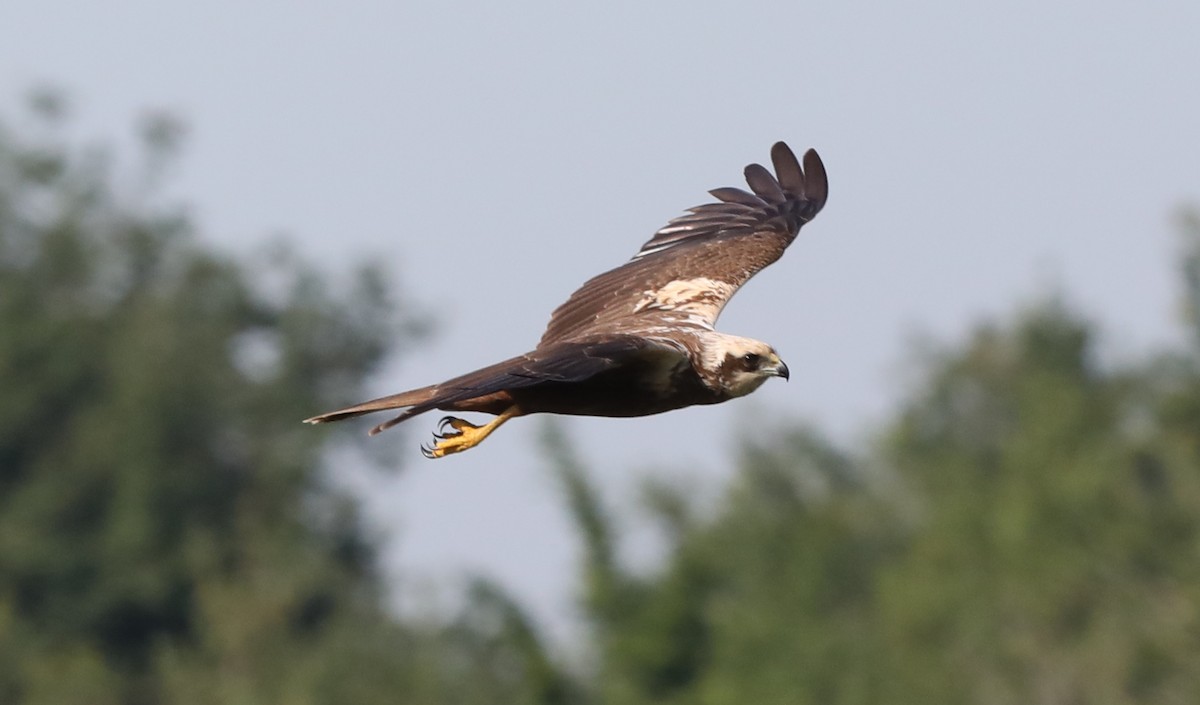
437 337 716 419
305 142 828 458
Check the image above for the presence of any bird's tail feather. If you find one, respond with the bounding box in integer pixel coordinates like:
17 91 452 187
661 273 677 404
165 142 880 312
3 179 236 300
303 386 441 431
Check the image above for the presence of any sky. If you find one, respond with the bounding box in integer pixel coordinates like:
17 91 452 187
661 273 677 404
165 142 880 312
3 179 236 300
4 0 1199 639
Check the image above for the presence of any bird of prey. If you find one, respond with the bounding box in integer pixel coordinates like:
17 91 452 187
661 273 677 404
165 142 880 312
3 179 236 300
304 142 828 458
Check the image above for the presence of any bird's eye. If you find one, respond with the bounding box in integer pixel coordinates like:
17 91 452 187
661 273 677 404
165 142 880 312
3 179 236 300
742 353 761 367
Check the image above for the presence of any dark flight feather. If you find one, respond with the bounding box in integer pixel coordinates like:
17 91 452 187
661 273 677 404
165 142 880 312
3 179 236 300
743 163 787 204
708 187 767 208
772 142 807 198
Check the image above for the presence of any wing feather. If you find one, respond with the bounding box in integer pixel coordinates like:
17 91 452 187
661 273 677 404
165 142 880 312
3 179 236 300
802 148 829 210
743 163 787 204
772 141 807 198
540 142 827 345
708 187 768 208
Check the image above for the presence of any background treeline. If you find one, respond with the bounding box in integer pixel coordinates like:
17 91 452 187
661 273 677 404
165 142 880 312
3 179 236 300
2 99 1197 704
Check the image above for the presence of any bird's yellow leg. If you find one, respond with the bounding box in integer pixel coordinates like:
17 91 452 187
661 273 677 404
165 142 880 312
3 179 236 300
421 406 521 459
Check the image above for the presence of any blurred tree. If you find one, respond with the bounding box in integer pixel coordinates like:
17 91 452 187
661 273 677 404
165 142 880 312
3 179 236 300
878 301 1200 704
546 223 1200 703
0 91 577 705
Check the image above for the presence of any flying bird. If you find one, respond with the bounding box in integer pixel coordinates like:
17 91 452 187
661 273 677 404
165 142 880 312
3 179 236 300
304 142 828 458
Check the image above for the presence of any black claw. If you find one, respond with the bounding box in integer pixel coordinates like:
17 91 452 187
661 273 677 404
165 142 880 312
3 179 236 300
434 417 463 441
420 444 436 459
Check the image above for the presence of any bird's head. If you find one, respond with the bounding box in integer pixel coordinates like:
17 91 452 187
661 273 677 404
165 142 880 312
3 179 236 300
702 334 789 397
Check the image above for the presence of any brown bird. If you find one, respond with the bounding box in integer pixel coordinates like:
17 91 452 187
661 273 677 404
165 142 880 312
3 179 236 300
304 142 828 458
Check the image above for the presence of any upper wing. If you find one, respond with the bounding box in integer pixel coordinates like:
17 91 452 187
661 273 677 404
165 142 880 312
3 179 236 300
539 142 827 346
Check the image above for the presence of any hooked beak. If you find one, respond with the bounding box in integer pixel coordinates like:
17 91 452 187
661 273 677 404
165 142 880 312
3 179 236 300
767 357 790 381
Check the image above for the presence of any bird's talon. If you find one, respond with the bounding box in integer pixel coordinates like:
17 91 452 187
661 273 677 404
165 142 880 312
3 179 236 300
421 413 512 460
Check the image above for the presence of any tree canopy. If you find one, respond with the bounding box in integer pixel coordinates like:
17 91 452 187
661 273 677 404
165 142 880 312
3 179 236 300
0 94 569 705
547 230 1200 704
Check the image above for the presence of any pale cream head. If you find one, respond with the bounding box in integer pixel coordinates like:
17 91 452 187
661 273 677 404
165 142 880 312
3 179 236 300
698 333 789 397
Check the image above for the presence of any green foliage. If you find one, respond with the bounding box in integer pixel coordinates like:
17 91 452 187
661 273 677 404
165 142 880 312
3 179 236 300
548 295 1200 703
0 94 576 705
1179 208 1200 344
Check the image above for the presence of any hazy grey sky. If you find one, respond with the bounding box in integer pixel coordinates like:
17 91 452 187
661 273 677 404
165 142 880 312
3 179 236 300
5 0 1199 635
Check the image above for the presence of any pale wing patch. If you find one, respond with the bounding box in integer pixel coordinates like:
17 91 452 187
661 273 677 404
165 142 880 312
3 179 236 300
635 338 692 394
631 277 736 328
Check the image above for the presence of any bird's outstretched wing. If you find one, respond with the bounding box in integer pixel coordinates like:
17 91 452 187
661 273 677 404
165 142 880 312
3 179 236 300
539 142 827 345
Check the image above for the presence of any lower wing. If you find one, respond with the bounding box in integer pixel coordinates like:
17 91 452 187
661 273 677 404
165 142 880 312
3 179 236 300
303 335 682 435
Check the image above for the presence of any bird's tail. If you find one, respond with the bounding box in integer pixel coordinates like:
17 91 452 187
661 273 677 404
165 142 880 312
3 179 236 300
303 385 441 436
305 342 616 437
